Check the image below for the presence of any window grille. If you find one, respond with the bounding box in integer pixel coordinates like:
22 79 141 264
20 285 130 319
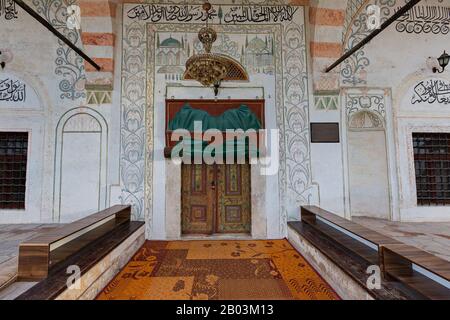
413 132 450 206
0 132 28 209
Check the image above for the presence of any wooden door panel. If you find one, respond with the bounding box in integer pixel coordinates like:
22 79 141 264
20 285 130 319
182 164 251 235
181 164 215 234
216 164 251 233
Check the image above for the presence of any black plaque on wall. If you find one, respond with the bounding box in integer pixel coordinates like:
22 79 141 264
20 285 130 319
310 123 340 143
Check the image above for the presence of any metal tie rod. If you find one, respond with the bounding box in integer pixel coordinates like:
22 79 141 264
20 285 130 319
325 0 423 73
12 0 101 71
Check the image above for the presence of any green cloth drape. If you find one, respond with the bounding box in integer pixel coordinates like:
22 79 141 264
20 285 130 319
174 139 259 158
168 104 262 131
168 104 262 158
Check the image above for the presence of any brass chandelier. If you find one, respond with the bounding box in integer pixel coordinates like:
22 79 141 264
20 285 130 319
183 1 249 96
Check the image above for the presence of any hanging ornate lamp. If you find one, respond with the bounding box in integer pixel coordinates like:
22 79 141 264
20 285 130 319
184 1 249 96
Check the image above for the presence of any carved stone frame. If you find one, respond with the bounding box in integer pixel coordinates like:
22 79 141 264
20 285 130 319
341 87 399 221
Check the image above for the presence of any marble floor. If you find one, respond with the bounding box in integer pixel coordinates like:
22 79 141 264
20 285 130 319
0 224 58 290
353 217 450 262
0 219 449 299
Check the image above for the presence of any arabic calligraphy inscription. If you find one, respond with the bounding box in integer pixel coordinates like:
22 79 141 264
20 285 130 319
127 4 298 24
412 79 450 105
0 78 26 102
396 5 450 35
0 0 18 20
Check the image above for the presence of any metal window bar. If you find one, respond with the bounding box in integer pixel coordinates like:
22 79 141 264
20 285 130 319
413 132 450 206
0 132 28 209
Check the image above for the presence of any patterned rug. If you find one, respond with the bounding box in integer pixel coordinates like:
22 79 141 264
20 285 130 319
96 240 339 300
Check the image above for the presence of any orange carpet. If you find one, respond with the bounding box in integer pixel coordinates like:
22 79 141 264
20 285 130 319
96 239 339 300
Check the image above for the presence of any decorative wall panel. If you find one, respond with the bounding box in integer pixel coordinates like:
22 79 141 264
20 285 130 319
345 91 386 123
314 94 339 111
341 0 396 86
121 2 312 237
32 0 86 100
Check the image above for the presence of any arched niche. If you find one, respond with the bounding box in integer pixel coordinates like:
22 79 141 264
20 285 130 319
53 107 108 222
347 109 391 220
348 110 385 130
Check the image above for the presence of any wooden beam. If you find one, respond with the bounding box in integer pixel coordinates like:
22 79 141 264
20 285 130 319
12 0 101 71
325 0 423 73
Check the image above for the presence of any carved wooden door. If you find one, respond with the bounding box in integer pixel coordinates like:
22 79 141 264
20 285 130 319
181 164 215 234
216 164 251 233
181 164 251 235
